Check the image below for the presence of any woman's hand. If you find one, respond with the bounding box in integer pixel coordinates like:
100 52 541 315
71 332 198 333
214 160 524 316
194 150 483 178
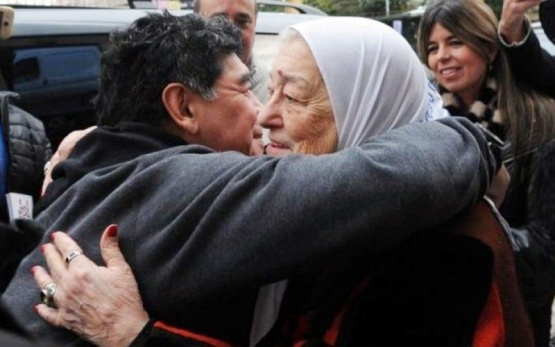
499 0 541 44
41 126 97 196
32 225 149 347
486 164 511 208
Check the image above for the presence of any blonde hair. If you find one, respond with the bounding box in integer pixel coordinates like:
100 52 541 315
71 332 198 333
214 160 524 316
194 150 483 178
417 0 555 178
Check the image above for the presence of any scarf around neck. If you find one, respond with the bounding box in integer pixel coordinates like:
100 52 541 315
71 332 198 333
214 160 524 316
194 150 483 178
440 76 506 140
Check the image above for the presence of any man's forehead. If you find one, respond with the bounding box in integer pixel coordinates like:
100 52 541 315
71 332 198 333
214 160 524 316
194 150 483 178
199 0 256 16
217 55 251 86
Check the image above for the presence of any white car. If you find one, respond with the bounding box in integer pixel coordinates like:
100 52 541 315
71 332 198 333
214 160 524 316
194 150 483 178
533 21 555 56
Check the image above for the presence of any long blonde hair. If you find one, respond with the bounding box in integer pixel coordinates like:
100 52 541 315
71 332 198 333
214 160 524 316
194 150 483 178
417 0 555 178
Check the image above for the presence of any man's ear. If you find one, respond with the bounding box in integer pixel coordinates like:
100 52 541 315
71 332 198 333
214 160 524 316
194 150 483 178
162 83 199 135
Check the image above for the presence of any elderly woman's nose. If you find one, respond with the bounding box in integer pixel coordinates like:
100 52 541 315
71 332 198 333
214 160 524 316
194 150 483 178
258 100 283 128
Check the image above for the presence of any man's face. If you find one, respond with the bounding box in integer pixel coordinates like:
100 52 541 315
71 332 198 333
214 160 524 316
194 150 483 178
193 54 261 155
198 0 257 67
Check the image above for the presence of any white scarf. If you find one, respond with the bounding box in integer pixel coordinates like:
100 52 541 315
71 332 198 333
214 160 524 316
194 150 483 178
294 17 447 150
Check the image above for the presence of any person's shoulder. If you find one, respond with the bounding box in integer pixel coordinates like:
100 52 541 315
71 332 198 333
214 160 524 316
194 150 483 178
7 104 45 129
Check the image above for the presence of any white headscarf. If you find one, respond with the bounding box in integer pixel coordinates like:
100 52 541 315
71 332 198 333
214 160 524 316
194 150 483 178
290 17 447 150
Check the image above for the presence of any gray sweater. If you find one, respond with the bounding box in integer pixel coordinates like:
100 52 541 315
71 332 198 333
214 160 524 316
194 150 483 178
2 117 495 345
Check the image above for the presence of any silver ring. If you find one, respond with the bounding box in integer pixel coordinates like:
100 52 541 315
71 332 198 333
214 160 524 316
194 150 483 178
40 282 57 307
65 250 83 265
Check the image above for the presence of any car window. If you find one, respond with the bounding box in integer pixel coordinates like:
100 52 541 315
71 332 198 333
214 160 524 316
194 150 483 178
7 45 102 149
43 50 99 79
13 57 39 84
535 28 555 56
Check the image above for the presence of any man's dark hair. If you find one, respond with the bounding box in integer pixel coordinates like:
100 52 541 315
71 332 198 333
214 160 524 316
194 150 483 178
96 12 242 126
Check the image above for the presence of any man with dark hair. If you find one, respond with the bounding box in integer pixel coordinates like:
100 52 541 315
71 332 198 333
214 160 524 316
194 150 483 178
2 11 498 347
193 0 270 102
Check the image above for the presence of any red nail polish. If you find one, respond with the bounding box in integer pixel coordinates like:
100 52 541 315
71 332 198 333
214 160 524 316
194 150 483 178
50 232 56 241
40 244 46 253
34 305 39 313
30 266 36 275
107 224 118 238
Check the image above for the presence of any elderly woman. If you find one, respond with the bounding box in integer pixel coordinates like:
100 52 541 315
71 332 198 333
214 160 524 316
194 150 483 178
27 16 515 346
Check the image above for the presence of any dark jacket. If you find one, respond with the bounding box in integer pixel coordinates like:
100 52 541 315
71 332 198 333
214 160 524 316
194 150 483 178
503 29 555 98
255 201 532 347
500 25 555 347
502 141 555 308
502 141 555 347
137 202 534 347
2 118 495 346
0 92 51 291
0 91 52 219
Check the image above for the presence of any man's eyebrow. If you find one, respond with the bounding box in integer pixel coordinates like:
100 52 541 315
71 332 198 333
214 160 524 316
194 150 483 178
240 72 251 85
211 12 252 20
236 13 253 20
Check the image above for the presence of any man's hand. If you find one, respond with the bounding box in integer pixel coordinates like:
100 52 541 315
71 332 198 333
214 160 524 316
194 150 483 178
499 0 540 44
32 225 149 347
41 126 97 196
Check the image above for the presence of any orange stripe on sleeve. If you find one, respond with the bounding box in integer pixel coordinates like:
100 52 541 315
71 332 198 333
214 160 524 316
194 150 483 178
153 321 233 347
472 280 505 347
323 276 371 346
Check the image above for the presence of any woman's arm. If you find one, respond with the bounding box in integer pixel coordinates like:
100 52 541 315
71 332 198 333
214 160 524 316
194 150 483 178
33 225 149 347
499 0 555 98
34 226 232 347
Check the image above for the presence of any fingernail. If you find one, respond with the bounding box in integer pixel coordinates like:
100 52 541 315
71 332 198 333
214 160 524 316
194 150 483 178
33 305 39 313
50 232 56 241
40 244 47 253
30 266 37 275
107 224 118 238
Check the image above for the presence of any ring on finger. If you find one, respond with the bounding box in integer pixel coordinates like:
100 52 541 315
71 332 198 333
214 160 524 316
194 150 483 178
65 250 83 265
40 282 57 307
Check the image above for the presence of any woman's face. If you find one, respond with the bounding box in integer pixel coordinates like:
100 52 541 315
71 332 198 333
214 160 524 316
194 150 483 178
258 37 338 156
426 23 490 107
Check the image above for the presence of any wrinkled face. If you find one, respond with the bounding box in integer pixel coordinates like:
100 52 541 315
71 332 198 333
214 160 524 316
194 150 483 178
426 23 489 107
258 37 338 156
198 0 256 67
194 54 261 154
